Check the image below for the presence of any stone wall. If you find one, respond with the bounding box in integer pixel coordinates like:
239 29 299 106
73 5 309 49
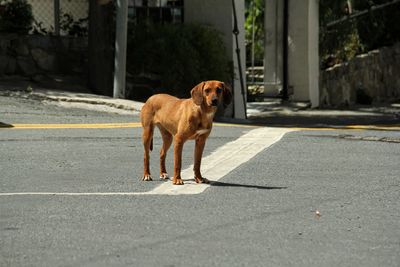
0 34 87 82
320 42 400 107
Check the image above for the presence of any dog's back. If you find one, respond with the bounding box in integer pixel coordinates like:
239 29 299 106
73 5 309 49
141 94 188 136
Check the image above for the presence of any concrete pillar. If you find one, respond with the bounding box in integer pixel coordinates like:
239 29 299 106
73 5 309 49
288 0 319 107
264 0 284 96
264 0 319 107
184 0 247 119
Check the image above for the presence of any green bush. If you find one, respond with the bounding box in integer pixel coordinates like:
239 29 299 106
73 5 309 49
245 0 264 66
0 0 33 33
126 22 232 99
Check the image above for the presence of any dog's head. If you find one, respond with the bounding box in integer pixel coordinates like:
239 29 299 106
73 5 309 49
191 80 232 108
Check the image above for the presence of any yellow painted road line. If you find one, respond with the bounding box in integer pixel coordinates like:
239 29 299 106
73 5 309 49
215 123 400 131
1 122 399 131
1 122 142 129
2 122 256 129
292 125 400 131
340 125 400 131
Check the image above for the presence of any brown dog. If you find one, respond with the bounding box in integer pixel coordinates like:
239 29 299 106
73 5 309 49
140 80 232 185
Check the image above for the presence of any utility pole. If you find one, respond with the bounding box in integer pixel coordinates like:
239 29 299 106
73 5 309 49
113 0 128 98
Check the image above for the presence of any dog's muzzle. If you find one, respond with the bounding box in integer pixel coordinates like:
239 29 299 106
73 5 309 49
211 99 219 106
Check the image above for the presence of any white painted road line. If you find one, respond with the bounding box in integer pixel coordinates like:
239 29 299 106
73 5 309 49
0 127 293 197
0 192 149 196
147 127 293 195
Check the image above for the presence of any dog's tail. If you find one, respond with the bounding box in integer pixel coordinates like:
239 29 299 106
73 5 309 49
150 137 153 151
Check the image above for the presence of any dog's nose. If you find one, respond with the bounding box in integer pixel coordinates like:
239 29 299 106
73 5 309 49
211 99 218 106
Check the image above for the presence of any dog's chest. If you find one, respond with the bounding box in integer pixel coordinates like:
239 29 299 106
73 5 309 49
190 112 214 138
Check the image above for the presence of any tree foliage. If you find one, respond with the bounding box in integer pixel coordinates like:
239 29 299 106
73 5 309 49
0 0 33 33
244 0 400 69
320 0 400 68
127 22 231 99
245 0 264 66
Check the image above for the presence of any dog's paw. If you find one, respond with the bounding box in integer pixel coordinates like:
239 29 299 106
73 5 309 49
142 175 153 181
160 173 169 180
172 178 184 185
195 177 210 184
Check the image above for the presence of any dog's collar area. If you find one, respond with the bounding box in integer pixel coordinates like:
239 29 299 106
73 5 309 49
196 129 210 136
207 112 215 119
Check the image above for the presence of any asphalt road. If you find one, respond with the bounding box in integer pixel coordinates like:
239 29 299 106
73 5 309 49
1 95 399 266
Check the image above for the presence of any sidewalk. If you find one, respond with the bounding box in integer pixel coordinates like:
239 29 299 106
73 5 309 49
0 87 144 113
246 99 400 127
1 85 399 127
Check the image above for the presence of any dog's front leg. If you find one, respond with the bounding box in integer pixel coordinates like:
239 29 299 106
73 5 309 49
173 135 185 185
194 136 209 184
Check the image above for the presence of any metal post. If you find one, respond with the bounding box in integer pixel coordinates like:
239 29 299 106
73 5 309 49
281 0 289 101
54 0 60 36
113 0 129 98
251 0 256 84
232 0 247 119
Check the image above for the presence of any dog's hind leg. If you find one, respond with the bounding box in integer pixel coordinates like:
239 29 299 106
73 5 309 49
158 126 172 180
141 123 154 181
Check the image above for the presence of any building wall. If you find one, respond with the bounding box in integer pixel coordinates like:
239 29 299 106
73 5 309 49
264 0 284 96
185 0 247 119
184 1 232 53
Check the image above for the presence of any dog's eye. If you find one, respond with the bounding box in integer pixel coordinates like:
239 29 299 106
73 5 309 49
205 88 211 94
216 88 222 94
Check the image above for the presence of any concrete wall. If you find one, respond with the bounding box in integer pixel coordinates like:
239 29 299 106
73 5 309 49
185 0 247 119
0 34 87 80
320 43 400 106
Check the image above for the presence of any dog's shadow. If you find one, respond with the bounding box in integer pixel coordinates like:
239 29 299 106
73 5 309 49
208 180 287 190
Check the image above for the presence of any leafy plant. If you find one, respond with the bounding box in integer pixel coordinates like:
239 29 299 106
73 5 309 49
320 0 400 69
31 20 49 35
0 0 33 33
353 0 400 51
245 0 264 66
60 12 88 37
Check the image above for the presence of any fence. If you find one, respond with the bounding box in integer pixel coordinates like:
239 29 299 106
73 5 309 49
1 0 185 36
129 0 184 25
28 0 89 36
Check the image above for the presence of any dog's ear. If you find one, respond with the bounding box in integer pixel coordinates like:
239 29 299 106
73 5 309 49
191 82 205 106
222 83 232 108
